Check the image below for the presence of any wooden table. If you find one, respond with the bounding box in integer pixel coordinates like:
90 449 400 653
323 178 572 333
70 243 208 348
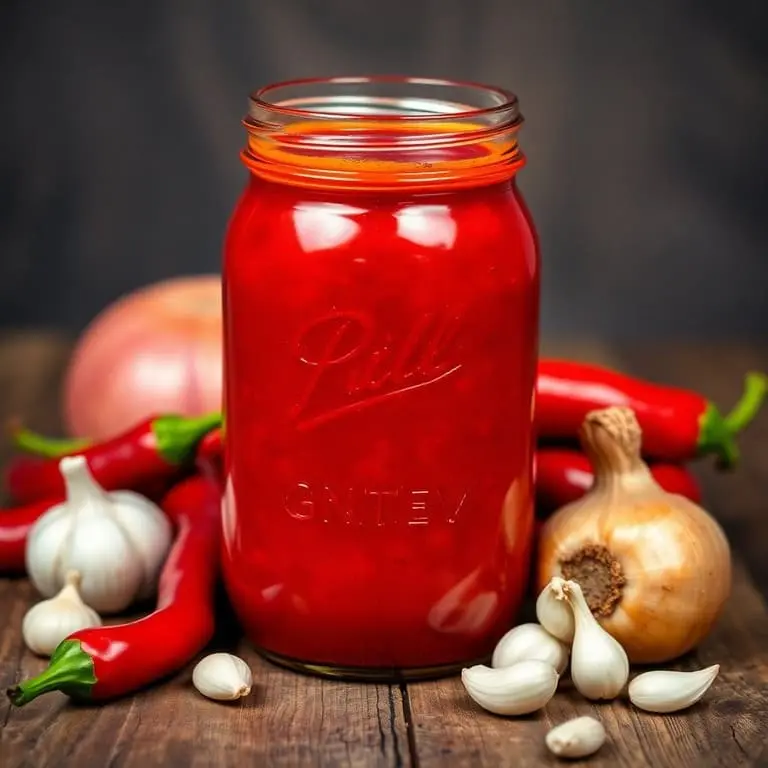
1 332 767 767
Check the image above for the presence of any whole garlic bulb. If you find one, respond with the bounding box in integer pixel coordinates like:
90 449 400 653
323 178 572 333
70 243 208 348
22 571 101 656
25 455 173 614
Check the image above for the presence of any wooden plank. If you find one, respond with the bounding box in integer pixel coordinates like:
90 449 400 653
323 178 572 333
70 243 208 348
406 341 768 767
2 333 767 766
406 560 768 767
0 331 410 768
0 581 409 767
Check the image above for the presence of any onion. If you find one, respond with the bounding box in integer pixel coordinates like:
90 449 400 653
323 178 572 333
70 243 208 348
63 275 222 441
536 406 732 664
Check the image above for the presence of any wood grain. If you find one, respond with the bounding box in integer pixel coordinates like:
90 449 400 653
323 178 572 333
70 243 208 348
406 559 768 767
0 588 409 768
0 333 767 767
0 333 409 768
404 340 768 767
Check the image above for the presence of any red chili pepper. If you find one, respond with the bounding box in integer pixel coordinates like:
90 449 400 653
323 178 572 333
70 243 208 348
4 456 175 507
7 473 221 706
4 412 221 505
196 425 223 463
534 447 702 515
195 426 224 487
0 497 60 574
536 361 767 468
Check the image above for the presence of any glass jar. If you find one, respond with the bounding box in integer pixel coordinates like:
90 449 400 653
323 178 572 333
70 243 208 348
221 77 540 680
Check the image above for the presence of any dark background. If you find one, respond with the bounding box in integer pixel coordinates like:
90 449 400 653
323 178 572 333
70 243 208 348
1 0 767 340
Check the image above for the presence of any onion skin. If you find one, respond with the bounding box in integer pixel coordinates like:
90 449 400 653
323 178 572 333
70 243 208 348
536 406 732 665
63 275 222 441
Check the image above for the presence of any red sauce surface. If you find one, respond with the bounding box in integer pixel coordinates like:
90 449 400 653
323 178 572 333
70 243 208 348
221 131 540 672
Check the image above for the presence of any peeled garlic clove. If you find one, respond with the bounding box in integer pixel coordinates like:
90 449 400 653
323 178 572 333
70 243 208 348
22 571 101 657
491 623 569 674
546 716 606 759
628 664 719 713
192 652 253 701
565 579 629 700
535 577 575 644
461 660 559 716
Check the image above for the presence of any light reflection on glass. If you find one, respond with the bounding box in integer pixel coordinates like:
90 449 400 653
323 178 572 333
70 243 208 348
427 567 499 635
293 203 364 253
222 474 237 553
395 205 457 249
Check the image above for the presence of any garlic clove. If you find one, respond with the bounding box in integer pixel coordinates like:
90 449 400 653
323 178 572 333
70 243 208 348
564 579 629 700
535 577 575 644
545 716 606 759
491 623 569 675
461 660 559 716
192 653 253 701
628 664 720 713
22 571 102 657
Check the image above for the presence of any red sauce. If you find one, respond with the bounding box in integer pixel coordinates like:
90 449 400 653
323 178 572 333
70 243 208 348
221 100 540 676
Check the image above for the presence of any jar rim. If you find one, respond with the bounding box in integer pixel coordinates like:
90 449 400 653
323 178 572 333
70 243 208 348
248 75 520 124
242 76 525 191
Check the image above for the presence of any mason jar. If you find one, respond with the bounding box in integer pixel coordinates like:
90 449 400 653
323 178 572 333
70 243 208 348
221 76 540 680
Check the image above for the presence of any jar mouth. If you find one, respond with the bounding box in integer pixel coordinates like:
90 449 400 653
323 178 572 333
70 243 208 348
248 76 521 126
242 76 525 191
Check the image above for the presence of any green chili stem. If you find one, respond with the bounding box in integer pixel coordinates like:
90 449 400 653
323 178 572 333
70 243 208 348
9 422 92 458
7 640 96 706
152 412 223 465
724 372 768 434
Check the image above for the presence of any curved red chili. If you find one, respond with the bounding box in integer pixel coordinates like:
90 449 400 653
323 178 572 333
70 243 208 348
0 497 60 574
195 426 224 486
7 473 221 705
4 413 221 505
536 361 766 468
196 425 223 463
534 448 702 516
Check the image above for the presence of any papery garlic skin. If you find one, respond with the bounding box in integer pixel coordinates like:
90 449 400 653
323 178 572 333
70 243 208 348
22 572 101 657
193 653 253 701
628 665 720 713
565 580 629 700
491 623 569 674
461 660 559 716
545 716 606 759
535 578 575 644
25 456 173 614
537 406 732 664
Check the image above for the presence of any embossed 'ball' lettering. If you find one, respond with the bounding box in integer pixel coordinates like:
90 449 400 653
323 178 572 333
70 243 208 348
292 309 465 431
